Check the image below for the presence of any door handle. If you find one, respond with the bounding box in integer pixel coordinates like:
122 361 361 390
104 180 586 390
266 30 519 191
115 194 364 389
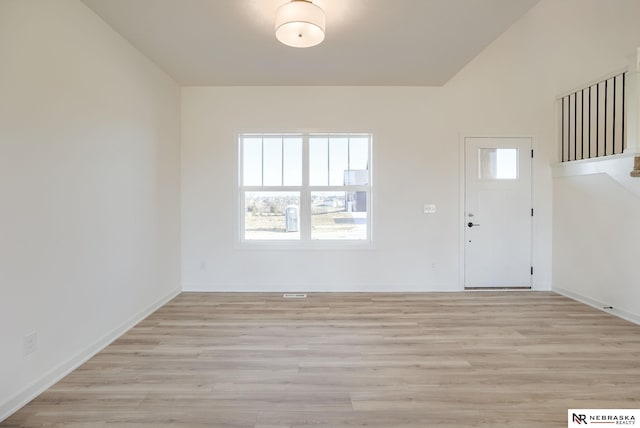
467 222 480 228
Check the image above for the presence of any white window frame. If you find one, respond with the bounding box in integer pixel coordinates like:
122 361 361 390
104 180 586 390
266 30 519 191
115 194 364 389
237 132 373 249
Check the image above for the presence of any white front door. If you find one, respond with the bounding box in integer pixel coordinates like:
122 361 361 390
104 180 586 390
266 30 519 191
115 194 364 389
464 137 532 288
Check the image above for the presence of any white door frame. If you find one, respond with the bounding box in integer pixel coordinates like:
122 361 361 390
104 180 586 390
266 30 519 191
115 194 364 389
458 134 535 290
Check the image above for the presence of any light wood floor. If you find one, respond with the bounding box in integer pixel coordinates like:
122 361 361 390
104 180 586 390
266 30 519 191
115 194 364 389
3 292 640 427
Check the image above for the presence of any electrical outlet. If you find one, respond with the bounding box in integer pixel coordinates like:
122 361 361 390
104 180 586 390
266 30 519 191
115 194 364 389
24 332 37 356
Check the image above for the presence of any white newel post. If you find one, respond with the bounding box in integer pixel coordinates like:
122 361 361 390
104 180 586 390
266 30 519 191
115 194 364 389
626 48 640 176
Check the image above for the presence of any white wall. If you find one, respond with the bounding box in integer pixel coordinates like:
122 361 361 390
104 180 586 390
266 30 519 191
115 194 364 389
553 156 640 323
181 0 640 297
454 0 640 322
181 86 459 291
4 0 638 421
441 0 640 294
181 83 546 292
446 0 640 319
0 1 636 418
0 0 181 419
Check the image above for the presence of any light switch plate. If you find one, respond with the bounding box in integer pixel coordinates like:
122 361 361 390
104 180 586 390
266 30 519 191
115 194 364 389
424 204 437 214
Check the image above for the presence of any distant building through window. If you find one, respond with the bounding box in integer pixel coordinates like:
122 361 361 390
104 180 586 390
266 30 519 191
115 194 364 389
239 133 372 244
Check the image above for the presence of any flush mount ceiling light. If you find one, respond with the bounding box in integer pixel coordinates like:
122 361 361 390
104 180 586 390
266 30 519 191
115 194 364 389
275 0 326 48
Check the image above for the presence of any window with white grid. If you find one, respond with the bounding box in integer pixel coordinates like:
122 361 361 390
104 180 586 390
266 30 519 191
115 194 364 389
239 133 372 245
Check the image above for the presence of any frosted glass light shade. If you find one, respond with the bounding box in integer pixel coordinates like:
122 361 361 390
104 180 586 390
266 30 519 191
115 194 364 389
275 1 325 48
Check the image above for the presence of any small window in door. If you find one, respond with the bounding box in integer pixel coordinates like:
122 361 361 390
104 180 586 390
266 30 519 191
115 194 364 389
478 148 518 180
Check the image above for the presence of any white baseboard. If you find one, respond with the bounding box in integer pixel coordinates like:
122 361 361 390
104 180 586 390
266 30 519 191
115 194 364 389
554 286 640 326
532 282 552 291
182 282 461 292
0 288 180 423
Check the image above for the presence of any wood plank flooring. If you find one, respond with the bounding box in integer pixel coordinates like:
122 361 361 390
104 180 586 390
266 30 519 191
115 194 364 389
3 292 640 427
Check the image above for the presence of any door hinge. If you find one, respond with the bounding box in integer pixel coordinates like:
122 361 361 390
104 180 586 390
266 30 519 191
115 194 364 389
530 266 533 275
531 208 534 217
531 149 534 158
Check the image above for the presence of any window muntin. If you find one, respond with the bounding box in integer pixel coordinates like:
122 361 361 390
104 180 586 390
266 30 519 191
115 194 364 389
243 137 303 186
309 136 370 186
239 133 372 244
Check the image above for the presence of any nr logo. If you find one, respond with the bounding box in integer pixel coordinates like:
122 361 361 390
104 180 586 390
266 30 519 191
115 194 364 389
573 413 588 424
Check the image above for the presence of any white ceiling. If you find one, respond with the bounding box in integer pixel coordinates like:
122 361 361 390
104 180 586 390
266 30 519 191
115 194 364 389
81 0 539 86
